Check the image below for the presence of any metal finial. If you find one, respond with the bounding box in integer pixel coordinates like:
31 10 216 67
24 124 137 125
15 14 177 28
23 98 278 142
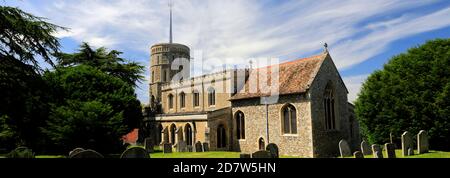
324 43 328 52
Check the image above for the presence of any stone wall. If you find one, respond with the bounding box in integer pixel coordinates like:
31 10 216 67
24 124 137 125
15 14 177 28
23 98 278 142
231 94 314 158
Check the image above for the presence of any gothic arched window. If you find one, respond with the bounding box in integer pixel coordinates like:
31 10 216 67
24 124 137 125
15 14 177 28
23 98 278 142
324 82 336 130
170 124 176 144
235 111 245 140
168 94 174 109
282 104 297 134
185 124 193 146
217 124 226 148
258 137 265 151
180 92 186 108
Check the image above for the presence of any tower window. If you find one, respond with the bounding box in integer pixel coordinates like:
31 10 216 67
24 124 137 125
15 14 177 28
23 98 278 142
180 92 186 109
193 90 200 107
235 111 245 140
208 87 216 106
168 94 174 109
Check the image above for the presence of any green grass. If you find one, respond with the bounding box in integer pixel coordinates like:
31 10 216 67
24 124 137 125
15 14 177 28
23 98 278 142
344 150 450 158
151 151 241 158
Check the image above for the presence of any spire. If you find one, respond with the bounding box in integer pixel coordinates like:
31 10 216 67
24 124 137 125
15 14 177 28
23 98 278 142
169 0 173 43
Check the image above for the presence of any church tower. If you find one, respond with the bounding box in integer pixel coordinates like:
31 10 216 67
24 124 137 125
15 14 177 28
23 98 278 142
149 1 190 111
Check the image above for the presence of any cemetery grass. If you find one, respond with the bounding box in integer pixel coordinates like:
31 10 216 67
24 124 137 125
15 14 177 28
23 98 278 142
344 150 450 158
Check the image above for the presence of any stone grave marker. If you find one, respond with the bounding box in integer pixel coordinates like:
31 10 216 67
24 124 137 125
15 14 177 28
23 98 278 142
385 143 396 158
69 148 85 158
265 143 279 158
144 137 154 153
176 141 187 152
372 144 383 158
163 143 173 154
408 148 414 156
202 142 209 152
361 141 372 155
70 149 104 158
353 151 364 158
120 147 150 158
251 150 272 158
339 139 352 158
417 130 429 154
402 131 414 156
195 141 203 152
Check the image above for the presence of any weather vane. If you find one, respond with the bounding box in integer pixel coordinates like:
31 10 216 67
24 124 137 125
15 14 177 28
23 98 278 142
324 42 329 53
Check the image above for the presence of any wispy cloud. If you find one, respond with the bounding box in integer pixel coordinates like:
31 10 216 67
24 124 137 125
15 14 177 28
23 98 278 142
343 74 369 103
4 0 450 104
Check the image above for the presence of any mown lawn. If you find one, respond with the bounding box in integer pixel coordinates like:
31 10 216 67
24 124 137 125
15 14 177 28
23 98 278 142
344 150 450 158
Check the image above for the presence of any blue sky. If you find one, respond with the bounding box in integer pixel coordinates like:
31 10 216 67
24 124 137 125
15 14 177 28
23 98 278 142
3 0 450 104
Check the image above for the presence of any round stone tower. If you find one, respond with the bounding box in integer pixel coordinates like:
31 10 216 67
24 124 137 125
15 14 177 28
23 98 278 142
149 43 190 111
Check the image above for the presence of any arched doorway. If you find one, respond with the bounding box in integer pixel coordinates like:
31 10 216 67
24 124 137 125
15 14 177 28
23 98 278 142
217 125 226 149
185 124 193 146
170 124 176 144
258 137 265 150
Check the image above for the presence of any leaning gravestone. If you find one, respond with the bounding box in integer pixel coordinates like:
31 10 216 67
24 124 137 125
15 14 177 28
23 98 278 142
417 130 429 154
385 143 396 158
195 142 203 152
7 147 35 158
70 149 104 158
69 148 85 158
372 144 383 158
240 154 251 158
120 147 150 158
144 137 154 153
361 141 372 155
163 143 172 154
251 150 272 158
401 131 414 156
353 151 364 158
202 142 209 152
339 140 352 158
266 143 279 158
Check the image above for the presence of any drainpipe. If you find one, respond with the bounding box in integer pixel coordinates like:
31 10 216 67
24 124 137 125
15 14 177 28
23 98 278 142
266 104 270 143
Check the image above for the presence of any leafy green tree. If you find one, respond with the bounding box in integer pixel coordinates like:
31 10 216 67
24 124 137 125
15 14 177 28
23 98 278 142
0 6 64 69
55 43 145 86
355 39 450 150
42 65 142 153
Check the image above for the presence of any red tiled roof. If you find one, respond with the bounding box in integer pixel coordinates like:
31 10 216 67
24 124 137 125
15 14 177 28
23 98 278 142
230 52 329 100
122 129 139 144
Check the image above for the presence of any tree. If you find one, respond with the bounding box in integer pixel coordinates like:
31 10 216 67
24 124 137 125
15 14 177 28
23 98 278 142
55 43 145 86
355 39 450 150
0 6 64 69
42 65 142 153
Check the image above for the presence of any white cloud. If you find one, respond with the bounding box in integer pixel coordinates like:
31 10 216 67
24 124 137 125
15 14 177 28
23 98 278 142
5 0 450 103
343 74 369 103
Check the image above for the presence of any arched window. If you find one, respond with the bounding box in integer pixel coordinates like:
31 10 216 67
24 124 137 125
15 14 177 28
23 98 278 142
282 104 297 134
170 124 176 144
193 90 200 107
208 87 216 106
324 82 336 130
217 125 226 148
185 124 193 146
180 92 186 108
168 94 174 109
157 124 163 144
235 111 245 140
258 138 265 151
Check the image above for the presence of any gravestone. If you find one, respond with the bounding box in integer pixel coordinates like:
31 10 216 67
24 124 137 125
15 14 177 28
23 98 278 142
202 142 209 152
417 130 429 154
385 143 396 158
408 148 414 156
401 131 414 156
240 154 251 158
70 149 104 158
7 147 35 158
176 141 187 152
187 145 193 152
371 144 383 158
69 148 85 158
144 137 154 153
339 140 352 158
195 142 203 152
265 143 279 158
361 141 372 155
163 143 173 154
353 151 364 158
251 150 272 158
120 147 150 158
